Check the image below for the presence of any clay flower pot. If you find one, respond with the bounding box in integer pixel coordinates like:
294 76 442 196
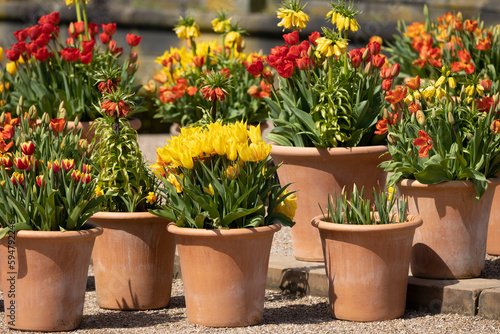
311 215 422 322
167 223 280 327
398 178 499 279
89 211 176 310
486 176 500 255
0 223 102 331
270 144 389 261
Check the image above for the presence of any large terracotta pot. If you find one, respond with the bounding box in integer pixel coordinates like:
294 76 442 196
89 211 176 310
311 215 422 322
167 223 280 327
68 117 142 143
486 175 500 255
270 145 389 261
398 178 499 279
0 223 102 331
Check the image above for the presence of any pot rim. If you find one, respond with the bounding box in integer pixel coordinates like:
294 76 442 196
90 211 170 222
398 177 499 189
166 222 281 237
7 222 103 239
270 144 388 157
311 214 422 233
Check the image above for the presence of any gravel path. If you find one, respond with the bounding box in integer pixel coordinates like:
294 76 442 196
1 225 500 333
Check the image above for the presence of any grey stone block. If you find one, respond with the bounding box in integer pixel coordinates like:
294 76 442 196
478 288 500 320
407 276 500 316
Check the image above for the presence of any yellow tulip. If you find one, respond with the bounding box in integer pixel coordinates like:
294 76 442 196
167 173 183 193
179 152 194 169
274 190 298 219
247 124 262 144
225 165 240 179
226 139 239 161
0 47 4 62
6 62 17 75
202 184 215 196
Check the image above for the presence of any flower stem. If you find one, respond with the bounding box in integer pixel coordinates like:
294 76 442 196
115 114 120 138
211 99 217 121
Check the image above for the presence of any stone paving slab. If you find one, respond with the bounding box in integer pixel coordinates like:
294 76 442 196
264 254 500 320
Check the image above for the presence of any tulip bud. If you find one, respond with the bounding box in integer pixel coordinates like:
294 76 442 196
129 52 138 64
387 132 398 145
364 61 372 74
416 110 426 125
28 105 36 119
78 139 88 155
0 112 4 124
390 63 400 77
362 48 370 61
59 108 67 120
73 115 79 128
492 120 500 135
18 95 23 108
69 22 75 35
448 112 455 125
494 93 499 105
41 112 50 124
431 109 436 119
127 63 135 75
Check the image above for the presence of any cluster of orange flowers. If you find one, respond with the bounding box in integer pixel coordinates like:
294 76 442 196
404 12 494 73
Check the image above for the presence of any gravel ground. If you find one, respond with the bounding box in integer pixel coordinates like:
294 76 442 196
1 226 500 333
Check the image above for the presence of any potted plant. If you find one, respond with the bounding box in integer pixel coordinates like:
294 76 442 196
145 11 271 131
258 0 399 261
380 59 500 278
149 82 296 326
311 186 421 321
0 99 104 331
87 71 176 310
0 1 143 132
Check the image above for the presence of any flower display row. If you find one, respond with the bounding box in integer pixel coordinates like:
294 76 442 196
0 0 500 331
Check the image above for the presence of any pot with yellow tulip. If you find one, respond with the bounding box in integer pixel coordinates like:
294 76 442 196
150 121 296 327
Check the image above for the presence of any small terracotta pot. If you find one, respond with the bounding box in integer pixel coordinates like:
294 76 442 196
270 144 389 261
67 117 142 142
0 223 102 331
89 212 176 310
398 178 499 279
312 215 422 322
167 223 280 327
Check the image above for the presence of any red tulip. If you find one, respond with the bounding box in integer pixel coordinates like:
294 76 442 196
126 33 142 47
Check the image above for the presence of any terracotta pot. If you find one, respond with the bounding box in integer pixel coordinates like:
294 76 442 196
0 223 102 331
398 178 499 279
67 117 142 142
89 212 176 310
311 215 422 322
167 223 280 327
486 173 500 255
270 145 389 261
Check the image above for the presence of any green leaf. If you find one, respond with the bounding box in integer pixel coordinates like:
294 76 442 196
414 164 451 184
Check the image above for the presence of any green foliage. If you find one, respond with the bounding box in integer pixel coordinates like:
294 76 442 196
91 115 155 212
321 185 407 225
